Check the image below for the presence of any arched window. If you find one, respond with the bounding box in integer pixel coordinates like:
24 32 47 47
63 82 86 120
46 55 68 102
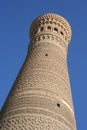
40 27 44 31
60 31 64 36
54 27 58 33
47 26 51 30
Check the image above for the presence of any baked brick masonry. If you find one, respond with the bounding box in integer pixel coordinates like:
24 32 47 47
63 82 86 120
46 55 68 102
0 13 76 130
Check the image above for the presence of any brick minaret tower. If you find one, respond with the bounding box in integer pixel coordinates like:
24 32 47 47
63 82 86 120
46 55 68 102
0 13 76 130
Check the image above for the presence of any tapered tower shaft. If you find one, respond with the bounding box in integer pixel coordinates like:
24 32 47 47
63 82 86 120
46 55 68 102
0 13 76 130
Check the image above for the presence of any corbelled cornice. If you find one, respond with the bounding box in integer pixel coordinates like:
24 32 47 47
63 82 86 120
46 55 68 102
30 13 72 44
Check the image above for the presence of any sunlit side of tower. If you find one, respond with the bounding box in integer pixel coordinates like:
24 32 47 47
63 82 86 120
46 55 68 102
0 13 76 130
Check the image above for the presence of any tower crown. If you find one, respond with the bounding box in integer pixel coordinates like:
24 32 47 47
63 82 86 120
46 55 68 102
30 13 72 46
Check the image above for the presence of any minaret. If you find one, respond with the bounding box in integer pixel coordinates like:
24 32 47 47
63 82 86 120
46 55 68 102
0 13 76 130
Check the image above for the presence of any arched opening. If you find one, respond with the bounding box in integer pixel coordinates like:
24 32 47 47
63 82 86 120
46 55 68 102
54 27 58 33
47 26 51 30
60 31 64 36
40 27 44 31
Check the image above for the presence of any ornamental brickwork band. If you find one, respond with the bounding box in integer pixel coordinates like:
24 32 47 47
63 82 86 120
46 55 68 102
0 13 76 130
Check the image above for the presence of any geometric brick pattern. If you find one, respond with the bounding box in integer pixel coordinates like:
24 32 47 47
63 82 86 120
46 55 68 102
0 13 76 130
0 115 74 130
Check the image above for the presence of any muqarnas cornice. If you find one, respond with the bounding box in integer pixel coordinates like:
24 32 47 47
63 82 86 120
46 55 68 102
30 13 72 45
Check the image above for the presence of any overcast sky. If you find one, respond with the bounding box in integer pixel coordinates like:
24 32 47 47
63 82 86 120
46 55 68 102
0 1 87 129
